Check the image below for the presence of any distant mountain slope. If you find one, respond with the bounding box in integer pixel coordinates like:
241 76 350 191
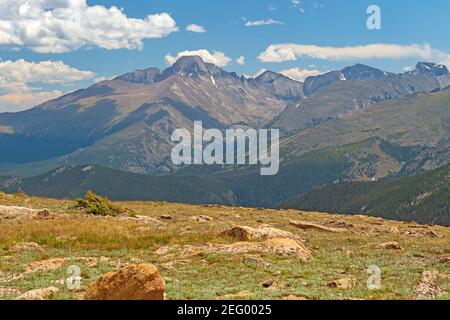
0 146 353 207
0 165 236 203
0 136 436 208
281 163 450 226
271 62 450 134
2 150 450 226
280 87 450 177
2 131 450 226
0 56 303 173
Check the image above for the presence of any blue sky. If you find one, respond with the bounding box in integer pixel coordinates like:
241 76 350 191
0 0 449 111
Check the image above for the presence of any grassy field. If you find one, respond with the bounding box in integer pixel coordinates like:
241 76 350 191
0 193 449 300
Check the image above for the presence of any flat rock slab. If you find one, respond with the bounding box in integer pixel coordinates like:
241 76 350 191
222 225 303 241
0 205 53 220
289 220 344 233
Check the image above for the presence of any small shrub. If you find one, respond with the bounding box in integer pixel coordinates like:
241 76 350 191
71 191 128 217
12 191 28 199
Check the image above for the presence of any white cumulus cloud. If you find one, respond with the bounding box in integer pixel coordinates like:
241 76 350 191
186 24 206 33
0 90 62 112
258 43 449 63
236 56 246 65
244 18 283 27
0 0 178 53
164 49 232 67
279 67 323 82
0 59 95 112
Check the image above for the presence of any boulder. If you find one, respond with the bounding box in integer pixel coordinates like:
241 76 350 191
222 226 255 240
84 264 165 300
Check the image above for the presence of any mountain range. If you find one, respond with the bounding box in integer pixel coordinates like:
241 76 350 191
1 56 450 225
0 56 302 174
